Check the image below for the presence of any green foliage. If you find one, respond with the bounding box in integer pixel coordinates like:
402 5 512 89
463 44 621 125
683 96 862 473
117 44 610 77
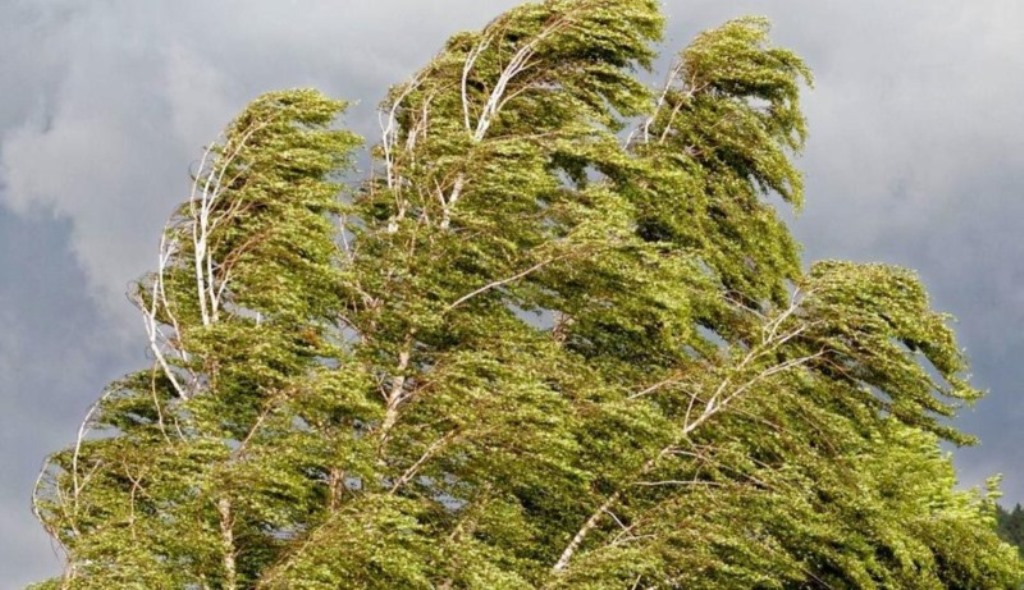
998 504 1024 556
32 1 1021 588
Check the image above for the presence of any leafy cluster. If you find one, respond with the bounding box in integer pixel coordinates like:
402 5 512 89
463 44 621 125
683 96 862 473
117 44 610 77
998 504 1024 556
33 1 1022 588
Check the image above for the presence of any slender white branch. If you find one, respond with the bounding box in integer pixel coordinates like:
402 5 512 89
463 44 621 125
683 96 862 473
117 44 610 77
474 42 537 142
629 371 687 400
553 293 822 575
138 278 188 400
188 120 268 328
379 77 423 191
155 230 188 364
218 497 237 590
639 60 685 145
390 430 458 494
471 13 573 142
190 145 215 327
632 480 726 488
446 257 557 312
462 35 492 133
379 333 416 444
552 491 622 572
68 385 118 515
440 174 466 230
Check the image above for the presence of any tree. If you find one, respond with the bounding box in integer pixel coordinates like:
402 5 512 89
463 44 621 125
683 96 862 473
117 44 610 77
32 1 1022 588
998 504 1024 556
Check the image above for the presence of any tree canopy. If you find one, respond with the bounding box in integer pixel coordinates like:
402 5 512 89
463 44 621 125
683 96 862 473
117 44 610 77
32 1 1023 588
998 504 1024 557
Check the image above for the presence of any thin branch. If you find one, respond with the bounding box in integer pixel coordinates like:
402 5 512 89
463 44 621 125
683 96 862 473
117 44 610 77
552 292 822 574
137 278 187 400
639 59 686 145
389 430 458 494
462 34 493 133
69 386 118 512
445 257 558 313
471 13 573 142
218 497 238 590
379 75 424 192
379 332 416 444
632 480 726 488
551 491 622 572
628 371 688 400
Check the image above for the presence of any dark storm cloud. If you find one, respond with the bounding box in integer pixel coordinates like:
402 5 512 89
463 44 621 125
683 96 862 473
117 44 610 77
2 0 1022 582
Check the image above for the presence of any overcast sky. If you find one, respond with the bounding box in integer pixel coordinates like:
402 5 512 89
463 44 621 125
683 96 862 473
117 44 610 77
2 0 1023 585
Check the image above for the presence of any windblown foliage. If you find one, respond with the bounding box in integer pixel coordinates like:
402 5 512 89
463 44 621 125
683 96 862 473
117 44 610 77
998 504 1024 557
33 1 1021 588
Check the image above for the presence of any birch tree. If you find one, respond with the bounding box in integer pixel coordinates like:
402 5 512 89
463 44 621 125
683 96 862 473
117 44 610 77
32 1 1022 588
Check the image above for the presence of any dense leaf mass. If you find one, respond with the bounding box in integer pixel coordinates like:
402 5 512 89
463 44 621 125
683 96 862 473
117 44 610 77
32 1 1022 588
998 504 1024 557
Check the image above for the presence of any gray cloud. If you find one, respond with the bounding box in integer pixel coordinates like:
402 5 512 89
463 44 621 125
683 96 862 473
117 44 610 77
0 208 136 586
3 0 1023 583
0 0 523 319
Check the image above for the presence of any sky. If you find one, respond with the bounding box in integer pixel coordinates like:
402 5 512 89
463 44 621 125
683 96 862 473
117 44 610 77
2 0 1023 585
